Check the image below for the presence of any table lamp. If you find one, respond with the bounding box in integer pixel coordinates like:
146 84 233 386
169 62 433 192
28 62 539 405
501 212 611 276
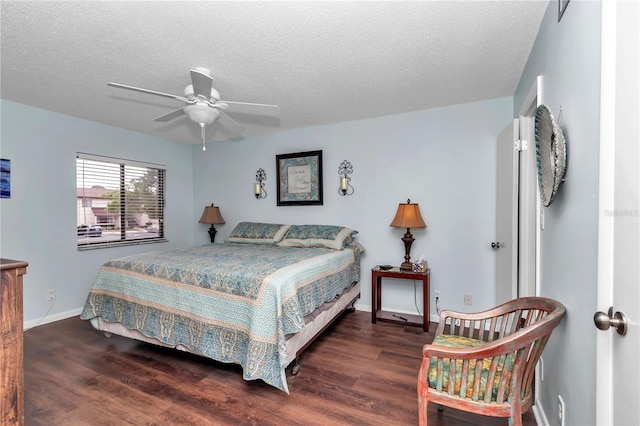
199 204 225 243
390 199 426 270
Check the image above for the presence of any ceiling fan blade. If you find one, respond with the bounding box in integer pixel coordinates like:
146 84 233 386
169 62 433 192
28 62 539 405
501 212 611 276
223 101 280 116
190 69 213 100
153 107 185 122
107 82 191 103
218 112 245 135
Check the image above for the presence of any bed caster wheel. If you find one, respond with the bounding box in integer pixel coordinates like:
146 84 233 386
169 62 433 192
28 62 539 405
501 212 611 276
291 363 299 375
437 404 444 412
346 306 356 313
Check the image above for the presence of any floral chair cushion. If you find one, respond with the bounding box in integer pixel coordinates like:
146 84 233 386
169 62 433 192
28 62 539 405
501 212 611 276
427 334 516 401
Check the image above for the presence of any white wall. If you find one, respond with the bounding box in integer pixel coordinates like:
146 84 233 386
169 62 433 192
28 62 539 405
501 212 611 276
0 100 195 325
192 97 513 318
514 2 602 425
0 96 512 327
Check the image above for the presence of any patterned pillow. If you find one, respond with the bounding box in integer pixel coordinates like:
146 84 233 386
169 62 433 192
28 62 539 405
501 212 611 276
278 225 358 250
228 222 291 245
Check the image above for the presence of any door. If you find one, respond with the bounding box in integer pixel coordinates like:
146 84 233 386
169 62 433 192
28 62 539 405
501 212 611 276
495 120 519 304
595 1 639 424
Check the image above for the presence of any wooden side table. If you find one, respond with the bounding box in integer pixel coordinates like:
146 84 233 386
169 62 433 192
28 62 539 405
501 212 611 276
371 266 430 332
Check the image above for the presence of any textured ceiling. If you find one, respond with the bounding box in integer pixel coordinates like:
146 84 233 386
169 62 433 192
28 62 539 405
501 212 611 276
1 1 548 145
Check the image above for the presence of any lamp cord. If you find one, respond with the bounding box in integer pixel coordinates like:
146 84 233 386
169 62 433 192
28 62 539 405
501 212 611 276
23 298 55 332
414 280 422 316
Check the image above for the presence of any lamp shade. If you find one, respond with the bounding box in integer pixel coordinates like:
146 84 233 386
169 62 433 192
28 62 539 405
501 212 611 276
390 199 426 229
199 205 225 224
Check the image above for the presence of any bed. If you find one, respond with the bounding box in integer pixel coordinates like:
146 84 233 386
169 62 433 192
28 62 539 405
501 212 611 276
80 223 363 393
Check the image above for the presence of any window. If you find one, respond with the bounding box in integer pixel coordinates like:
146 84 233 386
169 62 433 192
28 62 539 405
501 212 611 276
76 153 165 249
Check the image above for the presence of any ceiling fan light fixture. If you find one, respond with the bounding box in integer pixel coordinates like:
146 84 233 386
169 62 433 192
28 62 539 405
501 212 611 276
184 102 220 125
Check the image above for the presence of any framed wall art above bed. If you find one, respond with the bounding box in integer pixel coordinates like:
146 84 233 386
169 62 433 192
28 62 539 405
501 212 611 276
276 150 323 206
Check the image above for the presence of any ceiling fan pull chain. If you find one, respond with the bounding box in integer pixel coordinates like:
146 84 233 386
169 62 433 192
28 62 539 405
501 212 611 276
200 123 206 151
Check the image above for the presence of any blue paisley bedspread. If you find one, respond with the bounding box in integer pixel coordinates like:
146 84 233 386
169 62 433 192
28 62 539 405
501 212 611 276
80 243 361 393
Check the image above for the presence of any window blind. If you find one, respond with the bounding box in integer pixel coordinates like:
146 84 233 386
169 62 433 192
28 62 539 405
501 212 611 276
76 153 165 248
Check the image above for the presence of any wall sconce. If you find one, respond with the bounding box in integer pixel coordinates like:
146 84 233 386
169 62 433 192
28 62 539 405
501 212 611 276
390 199 427 270
199 203 225 243
254 168 267 199
338 160 354 196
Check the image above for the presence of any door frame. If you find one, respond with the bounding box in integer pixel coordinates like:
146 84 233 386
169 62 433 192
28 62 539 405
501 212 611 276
517 75 544 421
518 75 543 299
496 75 541 304
596 0 620 422
596 2 614 420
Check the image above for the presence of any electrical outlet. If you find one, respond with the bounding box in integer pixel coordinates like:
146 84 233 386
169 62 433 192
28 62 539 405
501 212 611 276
464 294 472 305
435 290 441 299
47 289 56 302
558 395 565 426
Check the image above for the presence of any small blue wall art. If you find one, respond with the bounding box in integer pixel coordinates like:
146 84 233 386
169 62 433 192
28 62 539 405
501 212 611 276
1 158 10 199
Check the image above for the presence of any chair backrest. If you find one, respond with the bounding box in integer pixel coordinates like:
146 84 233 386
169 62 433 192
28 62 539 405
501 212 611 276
436 297 565 342
435 297 566 401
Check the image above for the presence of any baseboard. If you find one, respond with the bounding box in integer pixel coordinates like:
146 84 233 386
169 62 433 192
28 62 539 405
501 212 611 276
532 398 549 426
23 307 83 331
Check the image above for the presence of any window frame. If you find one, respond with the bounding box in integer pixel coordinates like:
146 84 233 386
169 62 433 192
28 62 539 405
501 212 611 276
76 153 167 250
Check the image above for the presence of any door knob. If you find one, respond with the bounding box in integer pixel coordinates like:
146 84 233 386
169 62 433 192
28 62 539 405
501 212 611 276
594 306 628 336
491 242 501 248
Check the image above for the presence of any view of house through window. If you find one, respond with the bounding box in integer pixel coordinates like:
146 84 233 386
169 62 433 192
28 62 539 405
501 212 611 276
76 154 165 247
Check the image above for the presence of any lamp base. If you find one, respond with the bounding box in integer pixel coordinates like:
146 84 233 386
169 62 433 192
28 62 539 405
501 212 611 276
207 226 217 243
400 229 415 271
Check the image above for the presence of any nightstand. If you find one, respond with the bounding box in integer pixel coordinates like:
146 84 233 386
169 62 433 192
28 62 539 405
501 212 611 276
371 266 430 332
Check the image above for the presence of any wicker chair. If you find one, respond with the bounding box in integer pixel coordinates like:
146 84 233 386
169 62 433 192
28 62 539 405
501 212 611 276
418 297 565 426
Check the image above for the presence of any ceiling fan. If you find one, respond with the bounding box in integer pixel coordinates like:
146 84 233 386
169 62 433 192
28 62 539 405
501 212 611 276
107 68 279 150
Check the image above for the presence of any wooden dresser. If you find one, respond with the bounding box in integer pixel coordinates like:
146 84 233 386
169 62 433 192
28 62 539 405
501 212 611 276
1 258 28 426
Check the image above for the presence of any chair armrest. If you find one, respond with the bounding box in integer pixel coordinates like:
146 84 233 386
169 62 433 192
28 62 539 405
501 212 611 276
433 297 565 340
427 312 561 355
436 297 563 327
423 331 530 360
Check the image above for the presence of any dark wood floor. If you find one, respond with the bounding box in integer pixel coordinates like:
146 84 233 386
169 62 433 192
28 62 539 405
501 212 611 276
23 311 537 425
